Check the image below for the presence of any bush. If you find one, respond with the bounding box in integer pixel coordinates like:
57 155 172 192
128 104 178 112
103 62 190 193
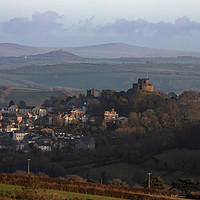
108 178 129 187
64 174 85 182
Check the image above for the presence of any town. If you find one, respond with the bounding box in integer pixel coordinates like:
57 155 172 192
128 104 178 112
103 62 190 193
0 78 156 153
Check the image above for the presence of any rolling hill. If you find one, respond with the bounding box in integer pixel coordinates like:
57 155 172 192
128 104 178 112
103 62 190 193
0 43 57 57
1 43 200 58
0 49 83 69
64 43 200 58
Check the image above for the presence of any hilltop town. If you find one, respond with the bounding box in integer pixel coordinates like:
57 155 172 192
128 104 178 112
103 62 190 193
0 87 124 153
0 78 200 196
0 78 156 153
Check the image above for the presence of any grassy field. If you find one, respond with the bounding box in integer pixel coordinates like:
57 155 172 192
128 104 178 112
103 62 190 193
0 183 126 200
5 88 66 106
68 156 200 186
76 162 146 184
0 62 200 93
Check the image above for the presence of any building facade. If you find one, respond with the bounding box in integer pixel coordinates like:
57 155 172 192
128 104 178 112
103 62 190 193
104 109 118 122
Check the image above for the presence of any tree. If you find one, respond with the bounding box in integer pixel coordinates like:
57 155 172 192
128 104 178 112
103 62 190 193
99 121 108 132
171 178 199 196
128 112 140 127
18 100 26 107
145 176 165 189
178 91 200 123
64 174 85 182
108 178 129 187
9 100 15 107
87 99 101 116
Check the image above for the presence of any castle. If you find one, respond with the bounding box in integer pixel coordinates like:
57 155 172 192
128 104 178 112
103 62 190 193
87 88 95 97
132 78 153 92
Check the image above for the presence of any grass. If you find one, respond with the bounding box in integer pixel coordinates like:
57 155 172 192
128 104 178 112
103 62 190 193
0 183 21 192
152 149 200 183
6 88 65 106
155 148 200 170
0 183 126 200
55 190 126 200
74 162 147 185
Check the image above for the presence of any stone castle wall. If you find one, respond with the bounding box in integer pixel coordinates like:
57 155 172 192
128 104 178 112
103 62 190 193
132 78 153 92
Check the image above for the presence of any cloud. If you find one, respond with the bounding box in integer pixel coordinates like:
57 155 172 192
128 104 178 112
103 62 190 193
1 13 200 39
92 16 200 37
0 13 200 50
0 11 63 36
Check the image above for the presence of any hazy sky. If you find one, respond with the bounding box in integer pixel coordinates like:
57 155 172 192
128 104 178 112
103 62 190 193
1 0 200 50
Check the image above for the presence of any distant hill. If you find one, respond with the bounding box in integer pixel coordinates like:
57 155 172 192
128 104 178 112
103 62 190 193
64 43 200 58
2 42 200 59
33 49 82 60
0 49 83 69
0 43 57 57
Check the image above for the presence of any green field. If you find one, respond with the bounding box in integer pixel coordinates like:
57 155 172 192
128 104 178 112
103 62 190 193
76 162 145 184
0 183 125 200
0 62 200 93
5 88 66 106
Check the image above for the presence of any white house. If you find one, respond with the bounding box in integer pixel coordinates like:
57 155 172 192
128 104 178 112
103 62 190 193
32 106 48 117
13 131 28 141
8 105 19 113
34 139 52 152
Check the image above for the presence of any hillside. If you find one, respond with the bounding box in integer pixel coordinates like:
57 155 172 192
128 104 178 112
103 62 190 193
2 42 200 59
64 43 200 58
0 49 83 69
0 62 200 92
0 174 175 200
0 43 57 57
34 49 82 60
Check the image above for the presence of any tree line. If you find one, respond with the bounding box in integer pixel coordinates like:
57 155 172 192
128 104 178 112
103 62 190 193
87 89 200 134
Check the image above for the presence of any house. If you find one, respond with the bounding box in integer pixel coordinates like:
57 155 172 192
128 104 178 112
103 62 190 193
20 119 34 129
2 113 23 123
34 138 52 152
32 106 48 117
12 131 28 141
15 142 26 151
81 115 88 123
8 105 19 113
8 124 20 132
54 131 72 139
63 114 76 125
71 108 85 118
52 140 65 150
63 108 85 125
19 106 34 114
0 107 7 113
8 105 34 114
0 118 20 132
8 105 48 118
47 114 58 125
104 109 118 122
2 113 17 121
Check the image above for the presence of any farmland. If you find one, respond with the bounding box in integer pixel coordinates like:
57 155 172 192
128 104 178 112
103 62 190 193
0 62 200 93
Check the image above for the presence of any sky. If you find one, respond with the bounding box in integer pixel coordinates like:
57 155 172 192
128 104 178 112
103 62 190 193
1 0 200 51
